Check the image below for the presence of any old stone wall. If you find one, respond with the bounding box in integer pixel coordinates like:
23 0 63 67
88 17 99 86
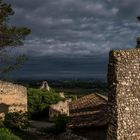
107 49 140 140
49 100 70 120
0 81 27 119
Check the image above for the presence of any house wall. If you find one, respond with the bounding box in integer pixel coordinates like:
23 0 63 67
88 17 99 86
49 100 69 120
0 81 27 119
107 49 140 140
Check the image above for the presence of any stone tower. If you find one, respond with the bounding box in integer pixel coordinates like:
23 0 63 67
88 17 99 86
107 49 140 140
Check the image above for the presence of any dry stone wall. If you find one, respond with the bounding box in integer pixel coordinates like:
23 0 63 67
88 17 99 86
0 81 27 119
107 49 140 140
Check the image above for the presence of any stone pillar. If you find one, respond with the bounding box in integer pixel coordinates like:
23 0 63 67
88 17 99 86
107 49 140 140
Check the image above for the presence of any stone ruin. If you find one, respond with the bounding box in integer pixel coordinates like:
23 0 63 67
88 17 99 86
49 100 70 120
59 92 65 98
0 80 27 119
107 48 140 140
40 81 50 91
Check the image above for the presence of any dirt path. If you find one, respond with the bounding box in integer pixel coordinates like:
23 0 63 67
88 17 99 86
29 120 55 129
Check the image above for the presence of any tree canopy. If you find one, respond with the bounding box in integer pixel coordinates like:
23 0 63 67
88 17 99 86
0 0 31 75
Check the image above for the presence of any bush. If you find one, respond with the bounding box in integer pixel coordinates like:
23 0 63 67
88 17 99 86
40 114 68 135
54 114 68 134
28 88 63 118
0 128 21 140
0 121 5 128
4 112 29 130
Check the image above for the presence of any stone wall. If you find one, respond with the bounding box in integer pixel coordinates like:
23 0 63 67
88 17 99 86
0 81 27 119
107 49 140 140
49 100 70 120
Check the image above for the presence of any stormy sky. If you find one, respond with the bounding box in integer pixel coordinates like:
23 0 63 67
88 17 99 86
5 0 140 80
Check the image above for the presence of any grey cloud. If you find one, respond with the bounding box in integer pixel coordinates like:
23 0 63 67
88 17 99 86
13 18 139 58
111 0 140 20
4 0 140 79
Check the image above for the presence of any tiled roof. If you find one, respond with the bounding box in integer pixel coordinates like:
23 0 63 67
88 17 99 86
68 93 108 128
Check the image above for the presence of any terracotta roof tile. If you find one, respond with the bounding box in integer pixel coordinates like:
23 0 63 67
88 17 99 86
68 93 108 128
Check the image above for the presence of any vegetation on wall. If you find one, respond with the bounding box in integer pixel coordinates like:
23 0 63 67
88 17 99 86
28 88 63 118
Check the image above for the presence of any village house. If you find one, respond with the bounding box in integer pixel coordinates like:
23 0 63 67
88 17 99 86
49 92 108 140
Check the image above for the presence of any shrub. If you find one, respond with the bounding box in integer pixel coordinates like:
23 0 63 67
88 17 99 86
28 88 63 118
0 128 21 140
4 112 29 130
54 114 68 134
0 121 4 128
40 114 68 135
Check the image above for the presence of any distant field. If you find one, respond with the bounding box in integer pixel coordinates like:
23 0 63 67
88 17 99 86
54 87 108 97
50 81 108 97
16 79 108 97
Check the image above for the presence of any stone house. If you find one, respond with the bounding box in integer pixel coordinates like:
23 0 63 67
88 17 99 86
49 100 70 120
49 92 108 139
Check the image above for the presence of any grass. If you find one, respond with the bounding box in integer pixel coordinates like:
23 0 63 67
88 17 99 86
0 128 21 140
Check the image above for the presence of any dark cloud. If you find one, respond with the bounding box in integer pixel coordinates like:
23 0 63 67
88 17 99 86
10 56 108 80
111 0 140 20
4 0 140 79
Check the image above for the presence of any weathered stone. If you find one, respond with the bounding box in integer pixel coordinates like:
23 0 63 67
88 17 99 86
49 100 70 120
107 48 140 140
0 81 27 119
59 92 65 98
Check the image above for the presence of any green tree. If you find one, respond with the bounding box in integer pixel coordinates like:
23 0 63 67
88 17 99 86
0 0 31 75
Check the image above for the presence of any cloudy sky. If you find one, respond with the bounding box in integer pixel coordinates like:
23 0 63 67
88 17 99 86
5 0 140 80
